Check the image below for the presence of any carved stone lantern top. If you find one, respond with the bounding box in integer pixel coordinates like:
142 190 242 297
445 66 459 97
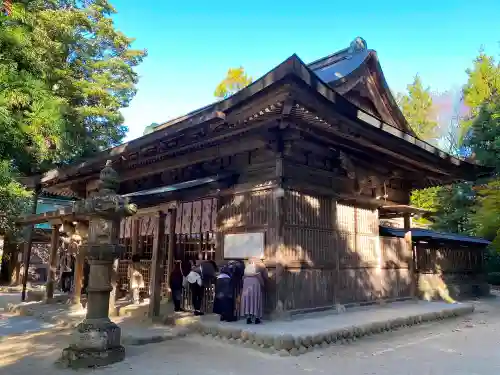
72 160 137 221
99 160 120 194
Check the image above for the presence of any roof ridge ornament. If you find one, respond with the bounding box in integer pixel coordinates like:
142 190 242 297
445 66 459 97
348 37 367 54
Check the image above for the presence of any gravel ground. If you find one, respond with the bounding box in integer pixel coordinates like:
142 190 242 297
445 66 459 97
0 293 21 310
1 296 500 375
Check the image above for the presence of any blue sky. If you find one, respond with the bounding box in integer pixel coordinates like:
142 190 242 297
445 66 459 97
111 0 500 142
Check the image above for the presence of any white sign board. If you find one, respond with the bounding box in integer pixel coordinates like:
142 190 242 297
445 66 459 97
223 232 264 259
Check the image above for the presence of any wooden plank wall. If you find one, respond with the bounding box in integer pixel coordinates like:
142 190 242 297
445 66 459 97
416 242 487 300
416 243 483 274
218 188 277 313
278 189 411 313
280 190 336 311
337 204 411 304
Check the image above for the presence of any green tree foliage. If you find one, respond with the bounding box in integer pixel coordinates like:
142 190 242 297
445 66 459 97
461 51 500 142
411 184 476 234
473 180 500 242
397 75 439 141
463 51 500 250
431 183 477 235
410 52 500 241
0 162 32 236
0 0 145 237
466 98 500 249
410 187 441 226
214 66 252 99
466 98 500 169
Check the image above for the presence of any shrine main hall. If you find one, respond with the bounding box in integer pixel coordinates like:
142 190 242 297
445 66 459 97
19 37 491 318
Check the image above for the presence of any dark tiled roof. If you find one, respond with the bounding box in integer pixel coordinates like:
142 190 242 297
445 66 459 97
379 226 491 246
32 38 492 188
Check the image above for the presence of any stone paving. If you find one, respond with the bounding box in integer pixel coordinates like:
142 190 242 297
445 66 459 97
195 301 474 356
0 296 499 375
0 314 55 337
4 295 189 346
6 300 87 328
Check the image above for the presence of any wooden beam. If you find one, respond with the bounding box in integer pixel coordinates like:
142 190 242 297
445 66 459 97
289 119 452 178
149 211 167 318
17 206 89 226
121 138 268 182
287 85 465 177
45 225 60 301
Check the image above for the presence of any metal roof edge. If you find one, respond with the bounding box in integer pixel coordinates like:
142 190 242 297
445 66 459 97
379 225 491 245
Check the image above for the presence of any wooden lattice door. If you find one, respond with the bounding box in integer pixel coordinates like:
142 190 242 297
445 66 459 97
173 198 217 311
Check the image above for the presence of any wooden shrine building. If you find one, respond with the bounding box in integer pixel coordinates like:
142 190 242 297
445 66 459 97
19 37 491 317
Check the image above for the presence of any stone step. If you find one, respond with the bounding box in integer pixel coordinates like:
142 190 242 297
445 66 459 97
193 302 475 357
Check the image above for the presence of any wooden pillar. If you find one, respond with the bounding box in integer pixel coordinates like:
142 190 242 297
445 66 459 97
334 201 340 306
21 186 40 301
71 250 85 305
149 211 168 317
14 248 21 285
273 128 285 316
45 224 60 301
404 213 416 298
131 218 139 256
166 208 177 287
109 258 119 316
68 222 88 307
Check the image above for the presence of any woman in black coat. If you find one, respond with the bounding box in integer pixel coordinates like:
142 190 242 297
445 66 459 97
169 260 186 312
213 260 244 322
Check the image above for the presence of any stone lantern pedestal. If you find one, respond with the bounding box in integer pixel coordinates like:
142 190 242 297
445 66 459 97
60 161 136 369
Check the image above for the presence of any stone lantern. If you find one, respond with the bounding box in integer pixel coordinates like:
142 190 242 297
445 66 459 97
61 160 137 369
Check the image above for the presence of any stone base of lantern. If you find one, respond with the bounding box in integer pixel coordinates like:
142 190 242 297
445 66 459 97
60 319 125 369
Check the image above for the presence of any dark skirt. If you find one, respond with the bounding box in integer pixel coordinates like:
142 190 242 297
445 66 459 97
213 278 236 321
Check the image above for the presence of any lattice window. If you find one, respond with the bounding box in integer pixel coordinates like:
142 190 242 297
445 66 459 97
140 260 151 292
118 217 133 291
117 260 130 291
119 217 133 260
137 215 156 259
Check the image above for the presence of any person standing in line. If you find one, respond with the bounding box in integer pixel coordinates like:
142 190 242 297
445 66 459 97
240 258 267 324
186 253 217 316
128 254 145 304
169 260 185 312
186 256 205 316
82 258 90 295
213 260 245 322
60 251 73 293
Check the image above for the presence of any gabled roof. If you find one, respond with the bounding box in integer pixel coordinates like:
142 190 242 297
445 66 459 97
27 39 491 191
308 37 412 134
153 37 409 134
